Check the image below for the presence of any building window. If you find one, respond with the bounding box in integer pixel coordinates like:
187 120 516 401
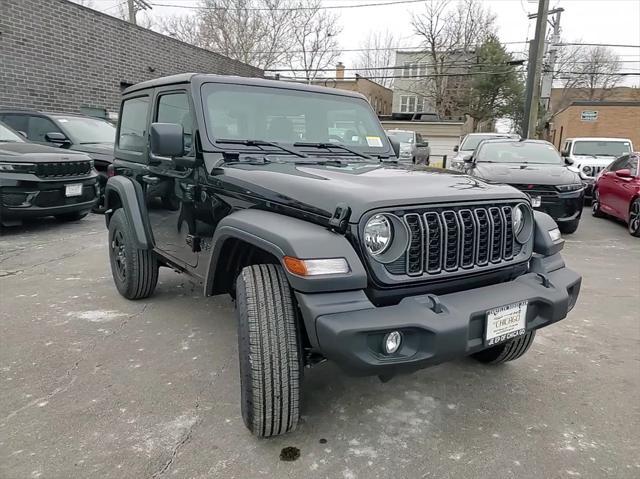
403 62 428 78
400 95 426 113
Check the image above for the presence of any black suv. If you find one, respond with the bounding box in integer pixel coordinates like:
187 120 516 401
0 121 98 225
0 110 116 211
104 74 582 437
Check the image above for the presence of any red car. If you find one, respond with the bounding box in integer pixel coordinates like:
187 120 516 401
592 152 640 237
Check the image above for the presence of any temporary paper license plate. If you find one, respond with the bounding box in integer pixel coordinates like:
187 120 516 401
485 301 527 346
65 183 83 197
530 196 541 207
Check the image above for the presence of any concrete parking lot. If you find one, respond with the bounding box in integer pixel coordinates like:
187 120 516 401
1 209 638 479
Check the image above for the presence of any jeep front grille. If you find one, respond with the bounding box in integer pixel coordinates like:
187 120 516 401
36 161 92 178
386 204 525 277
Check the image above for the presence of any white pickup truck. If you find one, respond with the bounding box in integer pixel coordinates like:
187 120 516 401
561 137 634 200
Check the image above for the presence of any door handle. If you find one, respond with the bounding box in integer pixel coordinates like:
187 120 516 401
142 175 161 186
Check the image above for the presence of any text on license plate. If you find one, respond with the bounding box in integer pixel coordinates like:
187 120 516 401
65 183 83 197
485 300 528 346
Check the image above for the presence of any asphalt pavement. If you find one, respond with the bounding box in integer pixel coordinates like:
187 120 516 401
1 209 638 479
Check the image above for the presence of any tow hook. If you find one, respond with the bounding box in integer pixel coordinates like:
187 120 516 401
536 273 553 288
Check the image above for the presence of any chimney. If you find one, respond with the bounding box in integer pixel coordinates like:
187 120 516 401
336 62 345 80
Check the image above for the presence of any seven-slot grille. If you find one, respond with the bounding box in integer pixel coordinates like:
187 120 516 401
389 204 524 277
36 161 92 178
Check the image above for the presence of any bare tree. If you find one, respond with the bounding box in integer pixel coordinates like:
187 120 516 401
288 0 342 81
411 0 496 117
156 15 202 46
354 30 398 88
555 44 623 106
196 0 298 70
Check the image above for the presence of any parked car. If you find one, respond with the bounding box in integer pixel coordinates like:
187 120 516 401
592 152 640 237
450 132 520 170
0 121 98 226
0 110 116 211
385 129 430 164
560 137 633 201
104 73 581 437
461 139 584 234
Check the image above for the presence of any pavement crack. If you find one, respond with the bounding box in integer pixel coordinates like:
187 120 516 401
0 269 23 277
150 418 201 478
1 375 78 425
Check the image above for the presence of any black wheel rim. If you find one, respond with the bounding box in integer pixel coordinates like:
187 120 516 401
112 230 127 281
630 201 640 234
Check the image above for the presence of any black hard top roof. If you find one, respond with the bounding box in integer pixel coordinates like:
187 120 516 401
122 73 367 100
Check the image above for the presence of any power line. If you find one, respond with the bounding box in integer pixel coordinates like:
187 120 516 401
150 0 426 11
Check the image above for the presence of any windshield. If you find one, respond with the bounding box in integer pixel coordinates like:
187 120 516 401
460 134 518 151
0 122 25 143
201 83 390 156
54 116 116 144
573 140 631 157
477 141 562 164
387 131 414 144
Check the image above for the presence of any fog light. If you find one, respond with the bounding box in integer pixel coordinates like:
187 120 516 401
383 331 402 354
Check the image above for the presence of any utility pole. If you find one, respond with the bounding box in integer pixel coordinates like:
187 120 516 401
126 0 152 25
522 0 550 138
540 8 564 112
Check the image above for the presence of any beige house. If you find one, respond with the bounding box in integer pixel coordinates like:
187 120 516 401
311 64 393 116
547 100 640 150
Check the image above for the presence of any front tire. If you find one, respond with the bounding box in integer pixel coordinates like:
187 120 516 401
628 198 640 237
559 219 580 235
592 189 605 218
235 264 301 437
108 208 158 299
472 330 536 364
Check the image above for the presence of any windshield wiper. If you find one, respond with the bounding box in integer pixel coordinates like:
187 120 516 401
216 138 308 158
293 141 373 160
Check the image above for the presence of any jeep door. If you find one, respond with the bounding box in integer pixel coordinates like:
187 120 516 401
145 88 201 268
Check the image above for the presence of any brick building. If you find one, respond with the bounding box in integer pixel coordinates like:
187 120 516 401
547 100 640 150
549 86 640 115
0 0 262 119
311 63 393 116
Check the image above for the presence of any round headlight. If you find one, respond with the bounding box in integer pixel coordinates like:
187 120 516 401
514 203 533 244
364 214 393 256
582 165 592 175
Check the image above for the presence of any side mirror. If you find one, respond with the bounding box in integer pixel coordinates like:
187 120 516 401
45 132 70 146
150 123 184 158
615 168 632 178
564 157 574 165
388 136 400 157
463 154 473 163
453 145 459 152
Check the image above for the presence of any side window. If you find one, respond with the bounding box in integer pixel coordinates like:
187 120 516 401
563 140 572 155
156 92 193 154
27 116 62 142
629 156 638 176
609 155 629 172
0 114 29 135
118 96 149 153
416 133 424 145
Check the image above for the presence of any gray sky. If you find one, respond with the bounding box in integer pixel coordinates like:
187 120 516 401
86 0 640 85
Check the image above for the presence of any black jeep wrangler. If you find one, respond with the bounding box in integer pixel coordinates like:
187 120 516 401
104 74 581 438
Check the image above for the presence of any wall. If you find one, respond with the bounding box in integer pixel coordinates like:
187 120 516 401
549 103 640 150
550 87 640 115
0 0 263 117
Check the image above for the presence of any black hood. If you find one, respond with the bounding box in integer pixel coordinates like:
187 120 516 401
69 143 114 163
0 142 91 163
216 160 528 221
473 162 580 186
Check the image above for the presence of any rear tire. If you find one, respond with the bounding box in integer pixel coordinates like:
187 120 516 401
472 330 536 364
559 219 580 235
235 264 301 438
592 189 605 218
108 208 158 299
628 198 640 237
55 211 88 222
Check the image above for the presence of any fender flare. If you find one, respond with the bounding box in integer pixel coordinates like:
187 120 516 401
104 176 153 250
533 210 564 256
204 209 368 295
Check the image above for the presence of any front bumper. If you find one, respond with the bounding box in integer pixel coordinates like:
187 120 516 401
297 264 581 375
535 189 584 223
